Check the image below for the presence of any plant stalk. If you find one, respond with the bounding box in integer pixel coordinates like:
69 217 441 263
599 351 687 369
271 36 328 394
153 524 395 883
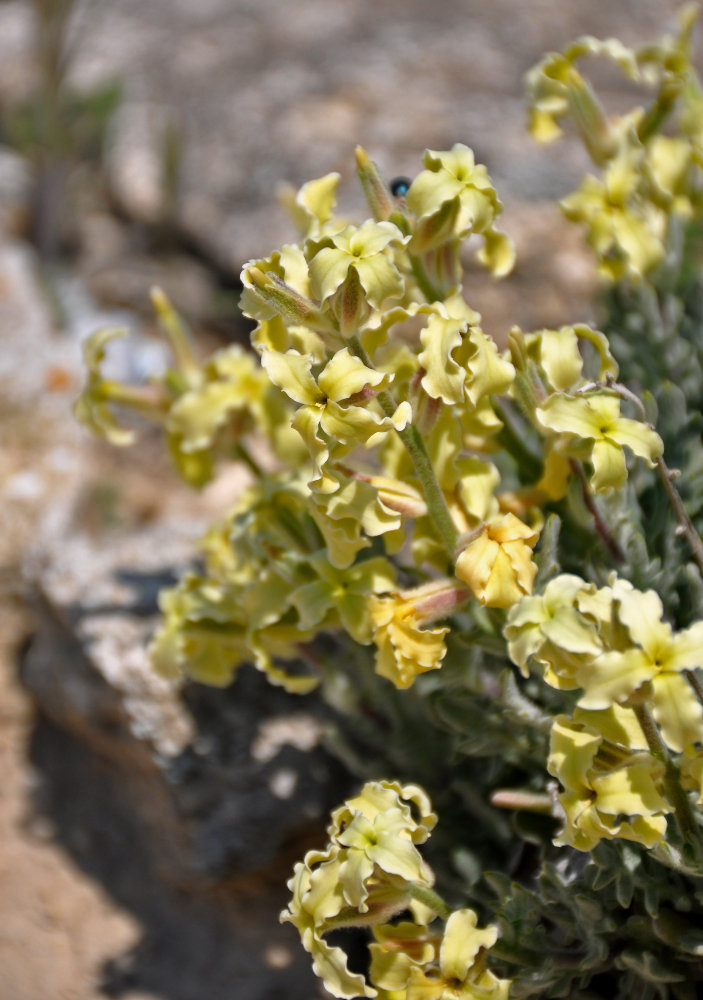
570 460 625 564
349 335 459 554
632 701 701 849
409 254 444 303
404 882 452 920
656 457 703 580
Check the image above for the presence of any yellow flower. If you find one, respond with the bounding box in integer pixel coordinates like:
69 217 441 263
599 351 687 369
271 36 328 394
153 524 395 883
504 573 603 682
523 323 617 395
309 219 407 308
370 909 510 1000
536 391 663 492
406 144 514 273
278 171 343 239
548 709 670 852
455 514 539 609
576 581 703 752
367 582 463 689
261 347 410 493
282 782 438 999
560 145 666 281
282 855 374 999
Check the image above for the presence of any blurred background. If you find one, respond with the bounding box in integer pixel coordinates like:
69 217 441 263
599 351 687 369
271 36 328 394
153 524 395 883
0 1 689 997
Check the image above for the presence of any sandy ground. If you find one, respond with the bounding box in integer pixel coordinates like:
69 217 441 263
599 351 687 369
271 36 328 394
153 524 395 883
0 605 142 1000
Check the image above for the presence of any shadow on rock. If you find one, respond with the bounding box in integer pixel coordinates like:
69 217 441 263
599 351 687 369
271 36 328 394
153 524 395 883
20 576 352 1000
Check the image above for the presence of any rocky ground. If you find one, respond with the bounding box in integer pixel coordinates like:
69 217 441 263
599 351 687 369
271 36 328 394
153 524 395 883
0 1 690 998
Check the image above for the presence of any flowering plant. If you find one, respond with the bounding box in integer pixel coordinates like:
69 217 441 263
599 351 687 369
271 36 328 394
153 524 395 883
75 10 703 998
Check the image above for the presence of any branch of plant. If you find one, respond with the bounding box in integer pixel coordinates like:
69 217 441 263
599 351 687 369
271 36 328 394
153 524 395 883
685 669 703 708
570 459 625 564
631 701 701 852
408 253 445 303
404 882 453 920
656 457 703 580
234 441 265 478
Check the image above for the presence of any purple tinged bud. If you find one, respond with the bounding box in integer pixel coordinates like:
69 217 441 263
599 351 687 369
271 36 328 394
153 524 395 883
355 145 395 221
246 266 327 327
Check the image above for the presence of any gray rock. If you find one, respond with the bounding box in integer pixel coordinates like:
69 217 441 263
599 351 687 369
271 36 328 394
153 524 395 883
23 503 347 883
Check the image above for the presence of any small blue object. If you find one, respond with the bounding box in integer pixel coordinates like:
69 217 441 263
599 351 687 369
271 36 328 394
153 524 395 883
390 177 411 198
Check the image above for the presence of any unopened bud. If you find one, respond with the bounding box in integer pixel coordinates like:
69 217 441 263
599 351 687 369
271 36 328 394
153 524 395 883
333 269 371 338
508 327 528 372
150 285 200 385
508 326 544 412
355 146 394 221
402 578 471 624
409 369 443 435
567 73 616 166
338 466 428 518
244 266 330 329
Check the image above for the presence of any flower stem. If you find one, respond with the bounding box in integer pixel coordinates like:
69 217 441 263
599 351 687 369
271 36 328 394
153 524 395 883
234 441 265 478
656 457 703 580
685 669 703 708
586 378 703 579
150 286 201 386
409 254 444 303
404 882 452 920
396 422 459 552
637 76 680 144
570 460 625 564
101 381 169 423
632 701 701 849
349 335 459 555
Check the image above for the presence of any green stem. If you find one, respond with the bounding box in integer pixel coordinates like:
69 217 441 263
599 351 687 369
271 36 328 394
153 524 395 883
349 335 459 554
637 78 681 145
404 882 452 920
151 287 201 385
570 459 625 564
632 701 701 849
585 378 703 579
685 669 703 708
656 456 703 581
409 254 444 303
397 422 459 552
101 381 169 423
492 399 542 481
234 441 265 478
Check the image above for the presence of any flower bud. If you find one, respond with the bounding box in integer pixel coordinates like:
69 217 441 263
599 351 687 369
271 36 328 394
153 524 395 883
334 268 371 338
455 514 539 609
243 265 330 329
355 145 395 221
150 285 201 385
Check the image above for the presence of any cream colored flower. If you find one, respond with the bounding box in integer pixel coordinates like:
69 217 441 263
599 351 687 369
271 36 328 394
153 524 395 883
455 514 539 609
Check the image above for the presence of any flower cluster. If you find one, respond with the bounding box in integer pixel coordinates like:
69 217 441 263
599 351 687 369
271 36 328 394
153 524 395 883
526 7 703 280
369 909 510 1000
506 574 703 848
72 11 703 997
282 781 509 1000
74 288 302 486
